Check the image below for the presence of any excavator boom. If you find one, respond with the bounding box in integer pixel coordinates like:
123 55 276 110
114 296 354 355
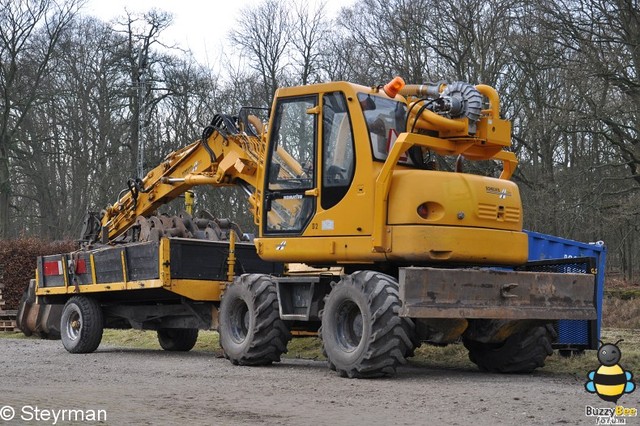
88 114 265 243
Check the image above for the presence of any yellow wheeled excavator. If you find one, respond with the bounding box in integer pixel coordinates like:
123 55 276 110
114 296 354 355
18 77 597 377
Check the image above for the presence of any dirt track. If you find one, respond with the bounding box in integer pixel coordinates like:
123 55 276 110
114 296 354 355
1 337 637 425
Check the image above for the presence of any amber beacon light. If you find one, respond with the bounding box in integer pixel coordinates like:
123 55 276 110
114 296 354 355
383 76 405 97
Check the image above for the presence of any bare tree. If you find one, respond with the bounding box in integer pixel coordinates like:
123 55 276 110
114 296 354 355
291 2 329 85
113 9 174 178
9 16 130 239
542 0 640 186
229 0 292 105
534 0 640 278
336 0 434 82
426 0 518 84
0 0 82 237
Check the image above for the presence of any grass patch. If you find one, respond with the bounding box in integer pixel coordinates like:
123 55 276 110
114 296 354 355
411 342 475 370
541 328 640 376
0 331 30 339
603 296 640 329
605 288 640 300
282 328 640 376
598 328 640 372
100 330 322 359
287 336 325 360
279 329 640 376
101 329 161 349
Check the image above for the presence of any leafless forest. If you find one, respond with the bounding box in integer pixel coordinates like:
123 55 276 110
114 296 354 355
0 0 638 281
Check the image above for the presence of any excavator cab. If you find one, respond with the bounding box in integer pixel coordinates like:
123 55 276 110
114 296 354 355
262 90 362 235
257 80 528 267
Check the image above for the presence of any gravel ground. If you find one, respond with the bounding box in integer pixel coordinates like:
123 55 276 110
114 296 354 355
1 338 638 426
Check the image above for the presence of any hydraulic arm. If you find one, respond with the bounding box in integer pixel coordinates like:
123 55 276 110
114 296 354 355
86 114 266 243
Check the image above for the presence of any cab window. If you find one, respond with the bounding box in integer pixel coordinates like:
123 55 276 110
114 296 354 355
321 92 355 210
268 96 316 191
358 93 411 164
264 96 317 233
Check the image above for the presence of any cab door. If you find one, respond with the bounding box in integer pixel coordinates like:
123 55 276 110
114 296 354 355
263 95 318 235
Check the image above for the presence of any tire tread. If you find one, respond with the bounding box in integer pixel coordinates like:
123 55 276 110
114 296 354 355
157 328 198 351
220 274 292 366
61 296 103 354
320 271 417 378
463 323 556 373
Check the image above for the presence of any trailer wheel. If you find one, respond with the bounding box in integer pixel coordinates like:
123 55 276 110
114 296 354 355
463 324 556 373
60 296 104 354
320 271 416 378
219 274 291 365
157 328 199 351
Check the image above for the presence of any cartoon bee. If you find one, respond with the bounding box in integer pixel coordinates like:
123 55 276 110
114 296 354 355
585 340 636 403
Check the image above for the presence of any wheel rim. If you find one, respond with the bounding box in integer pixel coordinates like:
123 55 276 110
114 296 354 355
229 299 250 344
335 300 363 352
66 307 82 341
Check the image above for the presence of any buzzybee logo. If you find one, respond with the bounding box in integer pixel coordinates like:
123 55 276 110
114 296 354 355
585 340 636 403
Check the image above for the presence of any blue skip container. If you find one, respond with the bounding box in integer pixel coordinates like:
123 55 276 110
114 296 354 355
525 230 606 350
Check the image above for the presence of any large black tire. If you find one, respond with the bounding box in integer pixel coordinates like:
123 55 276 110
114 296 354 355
60 296 104 354
320 271 416 378
219 274 291 365
463 324 556 373
157 328 199 351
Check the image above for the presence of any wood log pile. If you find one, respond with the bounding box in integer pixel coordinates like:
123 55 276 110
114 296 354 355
0 283 17 331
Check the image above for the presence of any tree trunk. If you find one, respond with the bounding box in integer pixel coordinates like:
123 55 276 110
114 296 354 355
0 140 11 238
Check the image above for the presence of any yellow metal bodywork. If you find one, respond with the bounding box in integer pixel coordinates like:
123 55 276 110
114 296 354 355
160 237 171 286
169 279 224 301
39 282 129 296
387 170 522 229
38 278 224 302
256 227 527 265
184 190 194 215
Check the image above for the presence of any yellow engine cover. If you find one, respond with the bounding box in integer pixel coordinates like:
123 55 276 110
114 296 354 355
388 169 522 230
385 169 527 265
